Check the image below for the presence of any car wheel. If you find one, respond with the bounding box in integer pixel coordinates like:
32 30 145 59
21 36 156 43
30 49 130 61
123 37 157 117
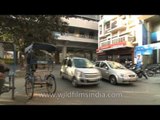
146 70 154 77
72 77 78 87
110 76 117 85
138 73 142 78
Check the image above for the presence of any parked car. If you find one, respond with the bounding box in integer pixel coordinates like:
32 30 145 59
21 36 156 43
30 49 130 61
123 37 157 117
95 60 138 85
60 57 102 87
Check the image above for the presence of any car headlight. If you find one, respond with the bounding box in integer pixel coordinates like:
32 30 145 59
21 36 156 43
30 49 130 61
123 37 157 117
118 73 128 78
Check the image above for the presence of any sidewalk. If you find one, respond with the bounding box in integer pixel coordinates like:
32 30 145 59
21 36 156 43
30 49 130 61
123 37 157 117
0 64 61 105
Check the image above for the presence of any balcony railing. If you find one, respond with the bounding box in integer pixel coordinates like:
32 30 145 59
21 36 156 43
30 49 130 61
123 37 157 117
53 31 98 41
99 35 135 48
64 33 98 40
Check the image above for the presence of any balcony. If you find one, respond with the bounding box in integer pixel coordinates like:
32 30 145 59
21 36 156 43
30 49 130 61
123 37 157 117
75 15 99 21
108 20 126 33
138 15 155 20
56 33 98 44
61 17 98 30
98 35 134 51
111 35 135 45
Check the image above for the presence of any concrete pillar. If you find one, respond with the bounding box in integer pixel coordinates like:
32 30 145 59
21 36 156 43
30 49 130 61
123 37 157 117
90 51 93 60
131 48 134 64
62 42 67 62
146 22 151 44
55 51 60 64
145 21 153 64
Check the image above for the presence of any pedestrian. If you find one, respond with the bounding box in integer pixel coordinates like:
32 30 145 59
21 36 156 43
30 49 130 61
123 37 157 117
136 55 143 69
26 49 37 73
135 55 148 79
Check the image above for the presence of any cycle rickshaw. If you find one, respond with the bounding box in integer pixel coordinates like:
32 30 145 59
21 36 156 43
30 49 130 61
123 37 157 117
0 41 16 100
24 42 57 99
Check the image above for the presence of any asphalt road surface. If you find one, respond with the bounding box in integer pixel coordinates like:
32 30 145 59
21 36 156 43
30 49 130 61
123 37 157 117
1 65 160 105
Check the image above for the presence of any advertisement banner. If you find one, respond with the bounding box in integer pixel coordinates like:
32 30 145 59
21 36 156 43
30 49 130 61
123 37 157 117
134 51 143 64
134 43 160 64
134 45 153 63
135 45 153 55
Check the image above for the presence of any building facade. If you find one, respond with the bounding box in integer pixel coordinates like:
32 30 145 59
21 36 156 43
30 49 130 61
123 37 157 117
54 15 99 64
97 15 140 64
97 15 160 65
134 15 160 65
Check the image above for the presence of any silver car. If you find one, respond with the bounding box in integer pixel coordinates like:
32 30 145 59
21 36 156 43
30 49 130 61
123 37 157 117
95 60 138 85
60 57 102 87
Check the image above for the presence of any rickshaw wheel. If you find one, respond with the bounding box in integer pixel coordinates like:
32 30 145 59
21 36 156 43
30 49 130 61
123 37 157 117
25 80 34 99
46 76 56 94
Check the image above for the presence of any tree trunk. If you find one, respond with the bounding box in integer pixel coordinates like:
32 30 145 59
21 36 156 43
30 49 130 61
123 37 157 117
19 51 24 69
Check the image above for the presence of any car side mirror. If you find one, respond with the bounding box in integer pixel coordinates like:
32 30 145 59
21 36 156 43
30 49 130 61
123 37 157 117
68 63 72 67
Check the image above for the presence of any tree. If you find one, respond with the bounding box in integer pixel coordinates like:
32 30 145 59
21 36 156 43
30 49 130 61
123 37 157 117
0 15 68 49
0 15 68 67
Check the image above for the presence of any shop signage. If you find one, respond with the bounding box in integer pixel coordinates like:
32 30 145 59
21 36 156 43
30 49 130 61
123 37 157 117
96 41 126 53
151 31 160 42
134 42 160 60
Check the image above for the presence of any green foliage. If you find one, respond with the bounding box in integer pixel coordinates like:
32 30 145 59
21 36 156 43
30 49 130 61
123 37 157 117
0 15 69 53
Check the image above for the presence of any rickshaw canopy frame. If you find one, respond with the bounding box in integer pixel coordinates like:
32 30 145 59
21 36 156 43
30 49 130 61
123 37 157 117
25 42 56 54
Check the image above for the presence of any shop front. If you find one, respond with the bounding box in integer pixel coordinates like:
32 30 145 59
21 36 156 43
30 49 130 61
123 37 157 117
134 43 160 65
96 41 134 64
103 47 133 64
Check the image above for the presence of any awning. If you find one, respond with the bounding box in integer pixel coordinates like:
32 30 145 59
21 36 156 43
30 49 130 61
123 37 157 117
96 41 133 53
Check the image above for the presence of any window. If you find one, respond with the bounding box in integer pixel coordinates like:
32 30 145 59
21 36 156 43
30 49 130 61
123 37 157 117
99 25 102 35
73 58 94 68
89 31 94 39
67 59 72 67
95 62 100 67
105 22 110 30
68 27 75 34
111 20 117 29
100 62 107 68
79 29 85 38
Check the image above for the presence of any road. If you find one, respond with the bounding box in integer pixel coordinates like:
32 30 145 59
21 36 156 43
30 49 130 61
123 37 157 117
1 65 160 105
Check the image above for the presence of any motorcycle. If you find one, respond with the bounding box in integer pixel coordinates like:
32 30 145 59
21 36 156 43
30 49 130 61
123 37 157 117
145 64 160 77
145 68 155 77
128 64 148 79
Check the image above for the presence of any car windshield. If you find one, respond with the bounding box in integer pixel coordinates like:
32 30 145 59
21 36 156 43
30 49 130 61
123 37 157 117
73 58 94 68
107 61 126 69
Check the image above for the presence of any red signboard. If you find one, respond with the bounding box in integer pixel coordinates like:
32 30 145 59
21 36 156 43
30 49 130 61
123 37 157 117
96 41 126 53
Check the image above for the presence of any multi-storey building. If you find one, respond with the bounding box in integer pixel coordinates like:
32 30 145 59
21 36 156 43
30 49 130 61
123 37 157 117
53 15 99 64
138 15 160 64
97 15 160 65
97 15 140 63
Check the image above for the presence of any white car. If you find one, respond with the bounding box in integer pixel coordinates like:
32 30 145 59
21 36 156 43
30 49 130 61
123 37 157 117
95 60 138 85
60 57 102 87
